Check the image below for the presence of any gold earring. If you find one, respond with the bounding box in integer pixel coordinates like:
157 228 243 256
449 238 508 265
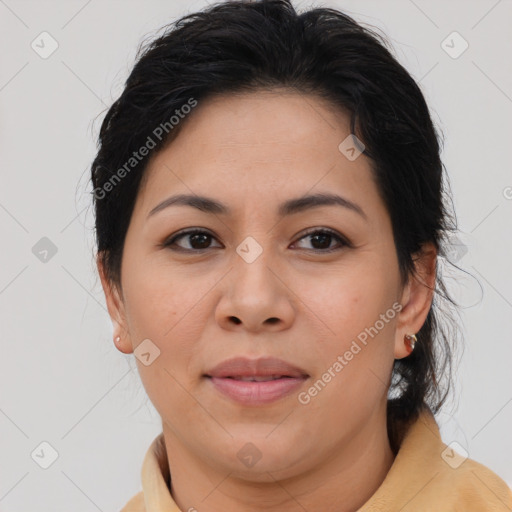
404 333 417 354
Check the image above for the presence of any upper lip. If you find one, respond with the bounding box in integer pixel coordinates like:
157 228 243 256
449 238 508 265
205 357 309 378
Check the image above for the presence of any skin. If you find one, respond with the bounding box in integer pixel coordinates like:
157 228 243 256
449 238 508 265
98 89 436 512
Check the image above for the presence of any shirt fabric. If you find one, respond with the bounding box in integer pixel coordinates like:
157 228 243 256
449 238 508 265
121 406 512 511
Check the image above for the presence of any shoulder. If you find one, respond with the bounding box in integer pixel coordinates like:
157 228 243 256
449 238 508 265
401 409 512 510
432 455 512 510
360 406 512 511
418 411 512 509
120 490 145 512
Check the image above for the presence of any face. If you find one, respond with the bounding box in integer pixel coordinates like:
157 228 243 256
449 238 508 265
99 89 435 481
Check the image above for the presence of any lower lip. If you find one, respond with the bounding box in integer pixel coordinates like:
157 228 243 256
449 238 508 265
207 376 307 405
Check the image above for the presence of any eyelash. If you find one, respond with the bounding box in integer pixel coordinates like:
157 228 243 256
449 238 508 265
161 227 351 254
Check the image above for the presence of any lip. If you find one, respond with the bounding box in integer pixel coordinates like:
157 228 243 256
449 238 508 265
204 356 309 406
206 356 308 379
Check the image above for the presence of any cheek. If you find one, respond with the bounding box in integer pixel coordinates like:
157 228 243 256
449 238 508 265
299 266 397 387
296 265 393 342
122 273 207 403
124 276 207 420
124 263 205 339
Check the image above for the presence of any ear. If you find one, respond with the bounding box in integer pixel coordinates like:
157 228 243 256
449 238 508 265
96 253 134 354
394 242 437 360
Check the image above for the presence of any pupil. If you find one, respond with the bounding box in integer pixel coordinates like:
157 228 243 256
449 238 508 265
312 234 331 249
191 234 210 249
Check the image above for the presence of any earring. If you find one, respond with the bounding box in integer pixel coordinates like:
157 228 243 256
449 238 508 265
404 333 417 354
114 335 121 344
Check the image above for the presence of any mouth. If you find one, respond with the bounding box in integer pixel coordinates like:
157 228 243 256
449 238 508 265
205 355 308 379
220 375 296 381
204 357 309 405
205 375 308 405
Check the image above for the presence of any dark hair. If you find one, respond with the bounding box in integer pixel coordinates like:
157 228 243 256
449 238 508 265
90 0 462 449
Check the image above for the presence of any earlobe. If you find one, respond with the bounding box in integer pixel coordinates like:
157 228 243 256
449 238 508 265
96 254 134 354
394 243 437 360
113 333 133 355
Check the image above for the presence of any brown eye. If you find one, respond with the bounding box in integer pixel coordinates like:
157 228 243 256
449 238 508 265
293 229 349 252
162 227 350 253
163 229 222 251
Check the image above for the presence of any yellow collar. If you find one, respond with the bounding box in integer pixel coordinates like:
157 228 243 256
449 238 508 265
121 407 512 511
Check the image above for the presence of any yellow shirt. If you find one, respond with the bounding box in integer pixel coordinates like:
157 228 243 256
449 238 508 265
121 407 512 511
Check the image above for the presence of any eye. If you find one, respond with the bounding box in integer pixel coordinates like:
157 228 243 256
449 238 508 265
162 229 222 251
161 227 350 253
292 228 350 253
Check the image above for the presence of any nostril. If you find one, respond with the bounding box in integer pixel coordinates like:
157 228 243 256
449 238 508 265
229 316 242 324
266 317 279 325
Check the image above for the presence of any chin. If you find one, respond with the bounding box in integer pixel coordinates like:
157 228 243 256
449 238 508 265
210 432 306 478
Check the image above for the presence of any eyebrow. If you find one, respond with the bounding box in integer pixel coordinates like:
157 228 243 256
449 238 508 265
147 192 367 221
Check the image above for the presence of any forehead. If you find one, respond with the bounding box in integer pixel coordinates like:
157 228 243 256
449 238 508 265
137 89 380 219
158 89 351 158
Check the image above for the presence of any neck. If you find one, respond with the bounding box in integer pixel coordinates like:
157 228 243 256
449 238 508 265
163 403 395 512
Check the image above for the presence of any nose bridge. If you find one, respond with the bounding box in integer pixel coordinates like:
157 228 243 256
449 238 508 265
232 234 277 299
215 233 295 331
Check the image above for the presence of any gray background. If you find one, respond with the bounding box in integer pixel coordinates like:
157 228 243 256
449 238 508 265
1 0 511 510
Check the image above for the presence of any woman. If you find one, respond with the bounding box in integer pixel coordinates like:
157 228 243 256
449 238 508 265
91 0 512 510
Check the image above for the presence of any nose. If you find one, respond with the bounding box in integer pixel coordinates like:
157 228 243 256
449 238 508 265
214 246 296 333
